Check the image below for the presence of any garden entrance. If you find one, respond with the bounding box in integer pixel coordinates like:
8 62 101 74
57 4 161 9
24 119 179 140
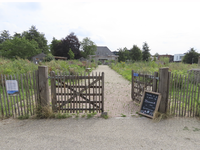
50 72 104 113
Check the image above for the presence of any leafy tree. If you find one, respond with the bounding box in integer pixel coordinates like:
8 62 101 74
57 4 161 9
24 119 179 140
54 32 81 59
130 45 142 62
68 48 74 59
0 37 40 59
182 48 199 64
118 47 130 62
0 30 11 44
154 52 159 57
43 53 54 62
50 37 61 55
142 42 151 61
80 37 97 58
22 26 49 54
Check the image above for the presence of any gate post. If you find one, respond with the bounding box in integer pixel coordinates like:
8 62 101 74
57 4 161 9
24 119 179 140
158 68 169 113
38 66 49 107
51 71 57 112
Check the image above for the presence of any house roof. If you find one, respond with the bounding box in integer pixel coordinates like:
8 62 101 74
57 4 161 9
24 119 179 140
31 52 46 58
95 46 114 56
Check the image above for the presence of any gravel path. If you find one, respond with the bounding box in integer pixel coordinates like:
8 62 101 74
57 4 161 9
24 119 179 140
91 65 139 117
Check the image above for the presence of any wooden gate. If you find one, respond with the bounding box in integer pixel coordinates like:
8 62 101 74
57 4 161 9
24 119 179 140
131 70 158 103
50 72 104 113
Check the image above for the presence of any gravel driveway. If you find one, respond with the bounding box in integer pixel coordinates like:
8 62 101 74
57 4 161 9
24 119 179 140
0 65 200 150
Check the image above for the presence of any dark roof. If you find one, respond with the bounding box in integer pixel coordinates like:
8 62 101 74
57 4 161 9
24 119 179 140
95 46 114 56
31 53 46 59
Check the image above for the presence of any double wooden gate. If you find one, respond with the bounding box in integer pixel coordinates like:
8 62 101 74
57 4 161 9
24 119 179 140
50 72 104 113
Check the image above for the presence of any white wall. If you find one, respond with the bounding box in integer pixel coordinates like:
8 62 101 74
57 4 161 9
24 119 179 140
174 54 185 62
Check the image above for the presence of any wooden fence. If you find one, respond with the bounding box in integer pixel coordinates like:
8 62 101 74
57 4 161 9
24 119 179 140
131 70 158 103
168 71 200 117
50 71 104 113
0 71 39 118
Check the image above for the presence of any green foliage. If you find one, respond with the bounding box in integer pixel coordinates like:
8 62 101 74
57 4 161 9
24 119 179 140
142 42 151 61
80 37 97 58
0 37 40 59
43 53 54 62
182 48 199 64
130 45 142 62
68 48 75 59
118 47 130 62
17 114 29 120
53 32 81 59
0 30 11 43
0 57 37 75
121 113 126 117
110 61 199 82
50 37 61 55
22 25 49 54
159 56 169 65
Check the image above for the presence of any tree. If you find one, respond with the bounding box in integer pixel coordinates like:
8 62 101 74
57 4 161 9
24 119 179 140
130 45 142 62
22 26 49 54
50 37 61 55
0 30 11 44
142 42 151 61
0 37 40 59
154 52 159 57
80 37 97 58
68 48 74 59
182 48 199 64
118 47 130 62
54 32 81 59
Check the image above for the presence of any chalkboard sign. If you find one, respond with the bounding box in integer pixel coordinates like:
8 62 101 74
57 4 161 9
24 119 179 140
138 91 161 119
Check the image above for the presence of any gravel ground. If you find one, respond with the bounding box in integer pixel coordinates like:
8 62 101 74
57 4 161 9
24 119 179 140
0 65 200 150
91 65 139 117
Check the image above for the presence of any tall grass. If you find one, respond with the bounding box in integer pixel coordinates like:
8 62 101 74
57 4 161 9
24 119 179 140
110 61 199 82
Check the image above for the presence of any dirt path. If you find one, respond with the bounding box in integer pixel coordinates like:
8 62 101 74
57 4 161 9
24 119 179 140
91 65 139 117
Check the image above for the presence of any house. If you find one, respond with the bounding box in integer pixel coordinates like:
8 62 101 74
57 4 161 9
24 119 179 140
174 54 185 62
31 53 46 64
89 46 118 64
158 55 174 62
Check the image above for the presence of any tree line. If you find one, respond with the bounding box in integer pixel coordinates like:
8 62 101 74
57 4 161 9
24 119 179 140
117 42 151 62
0 26 97 60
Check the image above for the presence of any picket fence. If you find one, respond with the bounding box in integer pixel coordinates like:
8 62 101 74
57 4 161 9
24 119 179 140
168 71 200 117
0 71 39 118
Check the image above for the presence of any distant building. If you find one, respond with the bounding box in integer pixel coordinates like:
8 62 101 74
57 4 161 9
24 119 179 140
31 53 46 64
158 55 174 62
174 54 185 62
89 46 118 64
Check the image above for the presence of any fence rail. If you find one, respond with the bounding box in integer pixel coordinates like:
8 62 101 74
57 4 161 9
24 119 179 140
0 71 39 118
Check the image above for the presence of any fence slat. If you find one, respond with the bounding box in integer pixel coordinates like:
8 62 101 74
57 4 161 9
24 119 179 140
13 75 20 116
102 72 104 113
1 75 7 117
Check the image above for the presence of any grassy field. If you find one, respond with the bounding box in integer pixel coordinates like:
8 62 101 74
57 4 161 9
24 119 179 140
109 61 199 82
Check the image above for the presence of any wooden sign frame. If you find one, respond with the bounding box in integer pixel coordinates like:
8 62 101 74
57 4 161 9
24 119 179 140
138 90 161 119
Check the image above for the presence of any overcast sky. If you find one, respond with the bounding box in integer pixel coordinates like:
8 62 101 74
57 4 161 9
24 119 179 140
0 0 200 55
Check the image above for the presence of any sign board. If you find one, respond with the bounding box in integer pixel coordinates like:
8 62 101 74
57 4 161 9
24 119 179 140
5 80 19 95
138 90 161 119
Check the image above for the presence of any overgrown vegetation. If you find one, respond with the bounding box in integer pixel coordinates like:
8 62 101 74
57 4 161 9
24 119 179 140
110 61 199 82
